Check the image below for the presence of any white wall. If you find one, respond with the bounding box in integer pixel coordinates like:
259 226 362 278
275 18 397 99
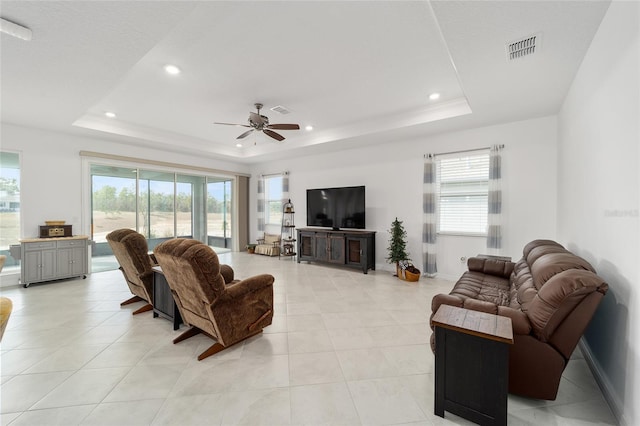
0 123 250 240
250 115 558 278
557 1 639 425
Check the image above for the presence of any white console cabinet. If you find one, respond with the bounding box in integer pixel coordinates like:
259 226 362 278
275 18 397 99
20 236 89 288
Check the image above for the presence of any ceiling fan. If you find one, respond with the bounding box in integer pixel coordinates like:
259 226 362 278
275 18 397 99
214 103 300 142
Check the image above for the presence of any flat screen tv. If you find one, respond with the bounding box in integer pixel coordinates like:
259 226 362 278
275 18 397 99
306 186 365 230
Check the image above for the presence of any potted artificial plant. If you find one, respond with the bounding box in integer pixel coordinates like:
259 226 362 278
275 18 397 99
386 217 420 281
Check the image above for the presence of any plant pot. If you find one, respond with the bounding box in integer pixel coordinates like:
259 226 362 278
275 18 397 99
397 265 420 282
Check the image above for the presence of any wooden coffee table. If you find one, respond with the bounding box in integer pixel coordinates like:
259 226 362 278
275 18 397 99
432 304 513 426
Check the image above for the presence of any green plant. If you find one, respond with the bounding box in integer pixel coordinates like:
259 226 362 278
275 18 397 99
386 217 410 274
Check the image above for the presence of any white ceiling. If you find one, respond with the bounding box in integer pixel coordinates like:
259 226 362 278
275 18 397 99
0 1 611 163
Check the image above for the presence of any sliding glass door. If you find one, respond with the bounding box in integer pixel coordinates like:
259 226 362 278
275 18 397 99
207 178 233 248
90 164 234 271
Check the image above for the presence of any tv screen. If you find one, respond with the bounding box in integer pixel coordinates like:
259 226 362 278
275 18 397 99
306 186 365 230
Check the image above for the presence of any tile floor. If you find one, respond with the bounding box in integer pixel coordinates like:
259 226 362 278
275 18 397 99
1 252 617 425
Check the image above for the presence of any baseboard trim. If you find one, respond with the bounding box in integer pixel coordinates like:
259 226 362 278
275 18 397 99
578 338 627 425
0 272 20 288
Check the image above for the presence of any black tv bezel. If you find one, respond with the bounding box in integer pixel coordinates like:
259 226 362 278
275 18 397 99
305 185 366 231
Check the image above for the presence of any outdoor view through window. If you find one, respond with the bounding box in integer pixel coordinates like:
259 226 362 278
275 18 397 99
90 164 233 263
0 152 20 261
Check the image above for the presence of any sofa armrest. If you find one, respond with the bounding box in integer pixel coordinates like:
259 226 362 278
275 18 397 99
462 298 498 314
467 257 515 278
431 293 464 313
497 306 531 335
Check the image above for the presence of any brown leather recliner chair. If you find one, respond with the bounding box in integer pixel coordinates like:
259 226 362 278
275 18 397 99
106 229 156 315
430 240 608 400
154 238 275 361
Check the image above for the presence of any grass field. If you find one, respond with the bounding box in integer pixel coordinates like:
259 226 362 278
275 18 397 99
0 211 230 248
92 211 229 242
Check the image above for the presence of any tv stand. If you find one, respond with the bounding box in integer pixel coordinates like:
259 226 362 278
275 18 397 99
297 228 376 274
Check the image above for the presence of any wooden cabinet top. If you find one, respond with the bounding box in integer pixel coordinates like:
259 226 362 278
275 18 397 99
432 304 513 344
297 228 376 235
20 235 89 243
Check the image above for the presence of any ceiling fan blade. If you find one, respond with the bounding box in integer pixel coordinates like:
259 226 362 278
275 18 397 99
263 129 285 142
249 112 266 125
267 124 300 130
237 129 255 139
214 122 251 127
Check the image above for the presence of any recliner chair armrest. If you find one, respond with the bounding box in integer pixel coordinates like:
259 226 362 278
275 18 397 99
223 274 275 299
220 264 234 284
467 257 515 278
139 270 154 281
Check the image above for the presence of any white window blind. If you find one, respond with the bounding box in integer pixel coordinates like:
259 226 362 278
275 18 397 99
264 175 283 225
436 153 490 235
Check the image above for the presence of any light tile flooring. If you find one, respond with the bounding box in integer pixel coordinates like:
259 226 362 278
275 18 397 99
1 252 617 425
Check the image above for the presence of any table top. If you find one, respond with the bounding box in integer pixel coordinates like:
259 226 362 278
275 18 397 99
20 235 89 243
432 304 514 344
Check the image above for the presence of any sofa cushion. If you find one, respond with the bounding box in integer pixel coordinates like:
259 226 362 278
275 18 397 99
449 270 511 306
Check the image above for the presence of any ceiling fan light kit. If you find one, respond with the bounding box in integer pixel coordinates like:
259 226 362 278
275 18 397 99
214 103 300 142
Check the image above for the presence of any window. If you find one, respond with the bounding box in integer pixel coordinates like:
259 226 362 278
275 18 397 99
90 163 235 269
207 178 233 245
264 175 283 225
0 151 20 252
436 152 490 235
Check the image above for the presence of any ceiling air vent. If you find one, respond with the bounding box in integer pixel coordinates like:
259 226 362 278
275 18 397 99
270 105 291 115
506 33 541 61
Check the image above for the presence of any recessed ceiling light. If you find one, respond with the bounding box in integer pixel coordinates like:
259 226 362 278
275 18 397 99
305 125 313 131
104 111 116 118
164 64 181 75
236 143 243 148
429 93 441 101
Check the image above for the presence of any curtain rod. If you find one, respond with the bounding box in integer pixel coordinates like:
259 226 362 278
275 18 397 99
260 171 289 178
424 144 504 158
79 150 251 177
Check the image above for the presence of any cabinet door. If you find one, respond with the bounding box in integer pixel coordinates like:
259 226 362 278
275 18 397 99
315 233 328 262
298 233 314 260
57 247 85 277
328 235 345 264
40 249 57 281
70 247 87 275
346 237 364 266
23 251 42 283
57 248 72 277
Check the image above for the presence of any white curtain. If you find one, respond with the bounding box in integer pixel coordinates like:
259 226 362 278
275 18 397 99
422 154 437 276
486 145 503 253
281 171 290 207
257 175 265 233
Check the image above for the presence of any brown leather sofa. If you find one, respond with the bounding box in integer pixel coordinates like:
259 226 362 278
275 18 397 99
154 238 275 360
430 240 608 400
